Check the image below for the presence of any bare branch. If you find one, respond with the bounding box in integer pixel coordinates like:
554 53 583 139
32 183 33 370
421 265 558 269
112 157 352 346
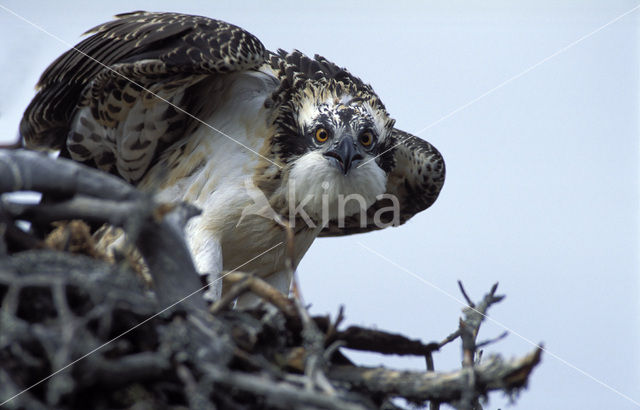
329 347 542 403
0 149 205 311
0 149 139 201
458 280 475 308
333 326 439 356
203 364 370 410
476 331 509 349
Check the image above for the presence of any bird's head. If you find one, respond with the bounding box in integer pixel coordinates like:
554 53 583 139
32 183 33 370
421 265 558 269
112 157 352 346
266 51 396 223
294 92 392 176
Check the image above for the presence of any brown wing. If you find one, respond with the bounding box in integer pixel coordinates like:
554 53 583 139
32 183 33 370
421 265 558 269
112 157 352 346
319 129 445 236
20 11 266 182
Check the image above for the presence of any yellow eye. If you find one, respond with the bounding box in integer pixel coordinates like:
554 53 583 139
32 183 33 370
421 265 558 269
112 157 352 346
360 131 374 147
315 128 329 143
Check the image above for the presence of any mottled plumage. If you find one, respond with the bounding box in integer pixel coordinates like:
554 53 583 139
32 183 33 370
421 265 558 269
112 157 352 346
21 11 445 304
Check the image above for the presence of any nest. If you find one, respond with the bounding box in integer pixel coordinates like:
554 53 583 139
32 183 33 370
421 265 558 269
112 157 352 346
0 150 542 409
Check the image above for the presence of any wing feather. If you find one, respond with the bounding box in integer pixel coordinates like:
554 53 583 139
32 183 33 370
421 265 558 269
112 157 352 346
319 129 445 236
21 11 266 182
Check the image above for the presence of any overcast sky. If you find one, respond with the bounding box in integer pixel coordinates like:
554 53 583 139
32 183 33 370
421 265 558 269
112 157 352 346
1 1 638 409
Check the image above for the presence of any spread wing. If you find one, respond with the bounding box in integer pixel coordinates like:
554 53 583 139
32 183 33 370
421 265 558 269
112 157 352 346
319 129 445 236
20 11 266 183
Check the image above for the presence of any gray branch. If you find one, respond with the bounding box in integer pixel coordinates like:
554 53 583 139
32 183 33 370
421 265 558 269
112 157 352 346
328 347 542 403
203 364 371 410
0 149 205 311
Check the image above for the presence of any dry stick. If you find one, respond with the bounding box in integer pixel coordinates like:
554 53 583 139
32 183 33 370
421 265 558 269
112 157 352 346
0 370 46 410
280 218 339 395
458 281 476 307
324 305 345 343
425 352 440 410
328 346 542 403
0 149 206 312
0 150 141 201
77 352 170 388
458 319 479 410
437 283 505 352
439 329 462 349
476 331 509 349
214 219 299 315
457 282 505 362
209 275 252 314
203 364 368 410
5 197 206 312
333 326 439 356
220 272 297 318
294 296 336 394
177 364 214 410
425 353 435 372
455 282 505 410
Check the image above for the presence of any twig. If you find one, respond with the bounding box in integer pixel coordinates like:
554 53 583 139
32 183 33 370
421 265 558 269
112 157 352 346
210 275 252 314
425 353 440 410
325 305 345 342
458 280 475 308
293 296 336 395
476 331 509 349
458 282 505 361
439 329 461 348
223 272 296 318
324 340 346 363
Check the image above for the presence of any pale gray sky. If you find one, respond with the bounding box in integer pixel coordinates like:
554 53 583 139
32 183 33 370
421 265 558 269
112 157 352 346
1 1 638 409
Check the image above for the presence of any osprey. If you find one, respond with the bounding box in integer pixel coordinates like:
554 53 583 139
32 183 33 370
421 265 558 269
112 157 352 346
20 12 445 305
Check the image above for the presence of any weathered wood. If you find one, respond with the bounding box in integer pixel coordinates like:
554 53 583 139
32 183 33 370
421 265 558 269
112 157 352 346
329 347 542 402
0 149 206 311
333 326 440 356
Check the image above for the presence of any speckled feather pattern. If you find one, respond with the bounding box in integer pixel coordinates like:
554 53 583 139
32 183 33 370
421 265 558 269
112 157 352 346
21 11 265 181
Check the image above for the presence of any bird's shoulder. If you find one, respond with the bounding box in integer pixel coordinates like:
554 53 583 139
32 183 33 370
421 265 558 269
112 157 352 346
21 11 268 183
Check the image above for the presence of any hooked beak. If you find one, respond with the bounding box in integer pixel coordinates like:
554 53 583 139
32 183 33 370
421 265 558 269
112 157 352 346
323 136 363 175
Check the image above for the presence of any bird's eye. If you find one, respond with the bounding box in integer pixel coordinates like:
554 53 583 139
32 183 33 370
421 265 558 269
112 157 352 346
359 131 374 147
315 128 329 143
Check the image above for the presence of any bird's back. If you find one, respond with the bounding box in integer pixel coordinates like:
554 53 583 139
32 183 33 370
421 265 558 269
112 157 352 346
20 11 268 186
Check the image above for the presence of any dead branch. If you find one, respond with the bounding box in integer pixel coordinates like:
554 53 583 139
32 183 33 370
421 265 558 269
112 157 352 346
0 150 139 201
0 149 205 311
331 326 440 356
328 347 542 403
217 272 296 317
203 364 371 410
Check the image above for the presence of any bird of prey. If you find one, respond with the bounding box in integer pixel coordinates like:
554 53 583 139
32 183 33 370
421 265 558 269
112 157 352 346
20 11 445 305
